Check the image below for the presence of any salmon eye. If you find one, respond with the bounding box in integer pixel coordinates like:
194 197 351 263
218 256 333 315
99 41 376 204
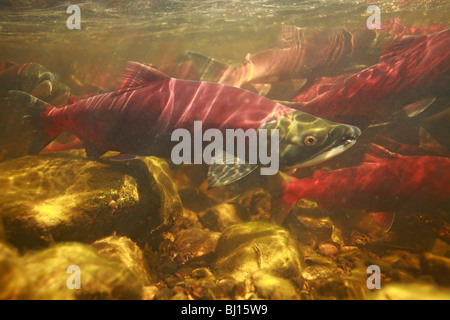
304 135 317 146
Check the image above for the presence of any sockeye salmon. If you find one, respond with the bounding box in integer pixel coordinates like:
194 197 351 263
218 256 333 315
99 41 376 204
279 144 450 230
290 29 450 128
8 61 361 187
187 25 376 92
0 62 54 99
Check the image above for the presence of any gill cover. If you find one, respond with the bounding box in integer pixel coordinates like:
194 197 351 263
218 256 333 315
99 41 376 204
260 111 361 170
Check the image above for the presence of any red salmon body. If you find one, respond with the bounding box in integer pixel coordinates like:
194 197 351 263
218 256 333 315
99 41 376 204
291 30 450 126
41 62 290 157
283 145 450 213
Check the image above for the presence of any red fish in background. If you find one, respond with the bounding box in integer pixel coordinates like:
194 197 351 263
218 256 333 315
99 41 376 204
290 29 450 127
187 26 376 92
290 73 349 104
0 61 71 106
378 18 445 36
372 134 450 158
170 20 444 100
277 144 450 229
0 62 54 99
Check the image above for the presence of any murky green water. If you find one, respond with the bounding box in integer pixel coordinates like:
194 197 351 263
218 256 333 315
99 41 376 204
0 0 449 301
1 0 449 94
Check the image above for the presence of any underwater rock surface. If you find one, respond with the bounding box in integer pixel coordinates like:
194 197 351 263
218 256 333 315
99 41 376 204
214 221 304 290
0 150 449 300
0 150 182 249
91 235 155 286
0 243 28 299
1 242 143 299
199 203 248 232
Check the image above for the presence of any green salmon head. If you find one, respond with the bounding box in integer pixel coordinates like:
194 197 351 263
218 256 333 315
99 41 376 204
19 64 55 99
260 111 361 170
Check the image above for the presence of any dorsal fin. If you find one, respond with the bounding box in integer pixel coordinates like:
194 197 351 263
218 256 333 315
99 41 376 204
280 25 305 47
363 144 401 164
117 61 170 93
281 25 302 41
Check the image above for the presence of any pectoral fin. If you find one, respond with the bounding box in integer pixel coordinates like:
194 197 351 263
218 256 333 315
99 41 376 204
109 153 144 161
207 150 258 187
207 162 258 188
403 97 436 118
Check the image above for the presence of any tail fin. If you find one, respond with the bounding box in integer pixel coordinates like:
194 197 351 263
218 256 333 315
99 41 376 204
1 90 55 160
186 51 231 82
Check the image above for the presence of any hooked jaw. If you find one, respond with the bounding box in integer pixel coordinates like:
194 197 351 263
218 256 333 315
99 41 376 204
285 124 361 170
317 124 360 160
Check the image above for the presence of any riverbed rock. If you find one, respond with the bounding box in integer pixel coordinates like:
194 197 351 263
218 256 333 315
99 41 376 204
173 228 221 264
422 252 450 286
20 242 143 299
0 242 29 299
213 221 304 290
0 242 143 299
0 151 182 250
251 270 300 300
91 235 154 285
381 250 422 276
370 283 450 300
0 216 5 243
309 276 369 300
283 202 344 248
199 203 248 232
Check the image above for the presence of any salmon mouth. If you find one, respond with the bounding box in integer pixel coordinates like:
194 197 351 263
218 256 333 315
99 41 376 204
329 125 361 149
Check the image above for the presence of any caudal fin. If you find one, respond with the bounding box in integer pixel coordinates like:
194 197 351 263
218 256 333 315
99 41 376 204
1 90 55 160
